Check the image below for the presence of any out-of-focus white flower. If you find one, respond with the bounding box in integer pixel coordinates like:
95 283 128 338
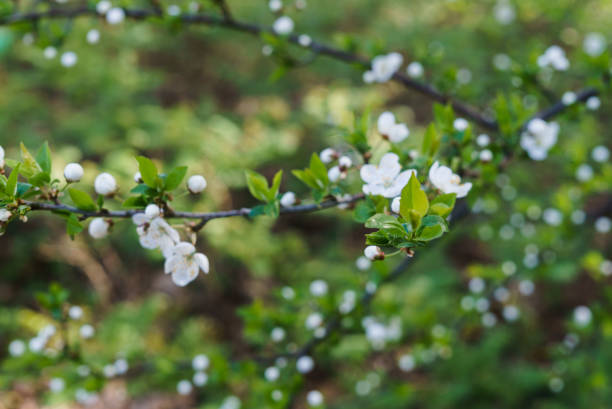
80 324 95 339
356 256 371 271
583 32 606 57
60 51 77 67
296 355 314 373
503 305 520 321
391 196 401 214
0 145 4 168
96 0 111 14
519 280 535 295
600 260 612 276
193 371 208 386
309 279 328 297
338 290 356 314
595 216 611 233
571 209 586 225
494 287 510 302
88 218 110 239
575 164 593 182
262 44 274 56
493 53 512 70
361 153 415 198
87 29 100 44
281 286 295 299
106 7 125 24
453 118 469 131
469 277 485 293
64 163 84 182
573 305 592 326
586 96 601 110
49 377 65 392
114 358 128 374
406 61 424 78
338 155 352 169
305 312 323 330
273 16 294 34
298 34 312 47
306 390 324 406
192 354 210 371
476 134 490 147
480 149 493 162
428 161 472 198
43 46 57 59
269 0 283 11
0 208 12 222
295 0 307 9
271 327 286 342
592 145 609 162
167 4 181 16
549 377 564 393
493 0 515 25
537 45 569 71
319 148 337 163
103 364 117 378
562 91 576 105
187 175 207 194
69 305 83 320
377 112 410 143
75 388 99 405
520 118 559 160
364 245 383 261
8 339 26 356
543 208 563 226
132 213 180 257
280 191 296 207
363 52 403 83
164 242 209 286
482 312 497 327
362 316 401 349
220 396 241 409
398 354 415 371
327 165 342 182
177 380 193 395
133 171 143 183
457 68 472 84
264 366 280 382
94 172 117 195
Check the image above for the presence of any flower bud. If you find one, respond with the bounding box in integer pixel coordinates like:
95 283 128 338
145 204 160 218
364 245 384 261
0 145 4 168
94 173 117 196
280 191 296 207
0 208 11 222
134 171 143 183
64 163 84 182
88 218 110 239
320 148 337 164
328 166 341 183
106 7 125 24
338 155 352 169
391 197 401 214
187 175 207 194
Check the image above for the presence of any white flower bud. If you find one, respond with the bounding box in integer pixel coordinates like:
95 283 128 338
320 148 337 163
8 339 26 356
453 118 469 131
298 34 312 47
296 355 314 373
106 7 125 24
273 16 294 35
364 245 383 260
0 208 11 222
134 171 143 183
270 327 286 342
391 197 401 214
88 218 110 239
338 156 352 169
79 324 95 339
269 0 282 12
177 380 193 395
406 61 424 78
280 191 296 207
94 173 117 196
64 163 84 182
193 371 208 386
87 29 100 44
187 175 207 194
307 390 324 406
0 145 4 168
328 166 341 183
479 149 493 162
96 0 111 14
264 366 280 382
69 305 83 320
60 51 77 68
192 354 210 371
49 377 65 392
145 204 160 218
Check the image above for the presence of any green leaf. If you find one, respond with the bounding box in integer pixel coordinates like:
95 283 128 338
353 199 376 223
164 166 188 191
136 156 160 189
245 170 270 202
19 143 43 179
430 193 456 217
268 170 283 201
35 142 52 174
421 123 440 157
28 171 50 187
16 182 32 198
6 163 20 197
399 173 429 229
309 153 329 188
416 215 449 241
65 213 83 238
68 188 97 211
292 169 320 190
122 196 147 209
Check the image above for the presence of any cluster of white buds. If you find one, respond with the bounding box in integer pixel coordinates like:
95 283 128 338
537 45 569 71
520 118 559 161
363 52 403 83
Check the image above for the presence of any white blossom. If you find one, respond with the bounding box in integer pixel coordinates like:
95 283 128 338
476 134 490 147
88 218 110 239
0 208 11 222
520 118 559 160
406 61 424 78
60 51 77 67
296 355 314 373
561 91 576 105
377 112 409 143
339 290 356 314
479 149 493 162
338 155 352 169
177 380 193 395
64 163 84 182
69 305 83 320
96 0 112 14
327 165 342 182
586 96 601 110
114 358 128 374
469 277 485 293
575 164 593 182
360 153 415 198
43 46 57 59
537 45 569 71
295 0 307 9
132 213 180 257
0 145 4 168
167 5 181 16
94 172 117 195
364 245 383 261
363 52 403 83
87 29 100 44
80 324 95 339
220 396 241 409
49 378 65 393
106 7 125 24
273 16 294 34
269 0 283 12
8 340 26 357
519 280 535 295
592 145 609 162
428 161 472 198
306 390 324 406
595 216 611 233
164 242 209 286
503 305 520 321
583 32 606 57
549 377 564 393
356 256 371 271
145 204 161 218
391 196 400 214
493 0 515 24
305 312 323 330
192 354 210 371
573 305 592 326
187 175 207 193
262 45 274 56
482 312 497 327
457 68 472 84
453 118 469 131
298 34 312 47
319 148 337 163
543 208 563 226
264 366 280 382
193 371 208 386
270 327 286 342
309 279 328 297
280 191 296 207
493 53 512 70
398 354 415 372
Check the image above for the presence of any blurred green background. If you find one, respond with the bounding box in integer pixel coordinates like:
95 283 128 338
1 0 611 408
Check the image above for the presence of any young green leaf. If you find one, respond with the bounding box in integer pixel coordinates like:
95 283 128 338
430 193 456 217
35 142 52 174
400 173 429 230
68 188 98 211
245 170 271 202
19 143 43 179
136 156 160 189
268 170 283 201
6 163 20 198
309 153 329 188
164 166 188 191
